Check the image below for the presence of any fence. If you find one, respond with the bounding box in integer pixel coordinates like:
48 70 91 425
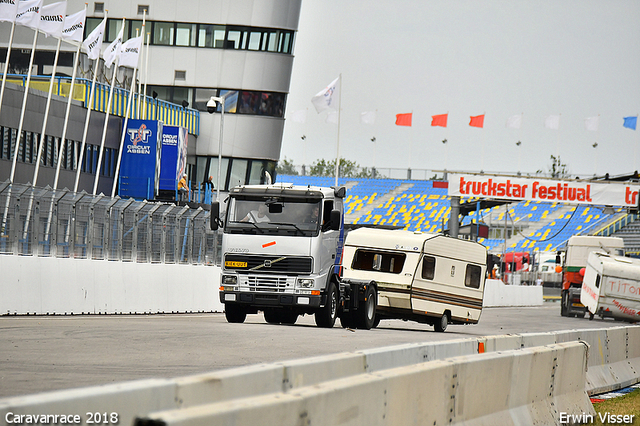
4 74 199 135
0 181 218 265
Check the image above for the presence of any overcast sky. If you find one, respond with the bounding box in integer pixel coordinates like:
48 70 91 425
280 0 640 178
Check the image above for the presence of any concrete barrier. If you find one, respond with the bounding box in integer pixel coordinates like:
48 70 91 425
1 260 541 315
483 278 543 307
0 256 224 315
1 328 637 425
135 342 592 426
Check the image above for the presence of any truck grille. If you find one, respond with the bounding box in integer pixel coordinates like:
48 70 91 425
224 254 313 274
241 275 294 292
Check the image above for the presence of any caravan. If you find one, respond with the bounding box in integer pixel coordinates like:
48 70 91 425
342 228 488 332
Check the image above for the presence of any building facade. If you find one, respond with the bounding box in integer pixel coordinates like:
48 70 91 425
0 0 301 195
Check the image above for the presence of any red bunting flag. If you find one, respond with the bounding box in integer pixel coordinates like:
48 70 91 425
431 113 448 127
395 113 412 126
469 114 485 128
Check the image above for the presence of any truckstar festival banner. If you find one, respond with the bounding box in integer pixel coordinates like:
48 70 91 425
448 173 640 208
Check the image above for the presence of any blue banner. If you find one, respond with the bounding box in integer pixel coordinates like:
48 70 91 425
159 126 188 192
119 120 162 200
623 116 637 130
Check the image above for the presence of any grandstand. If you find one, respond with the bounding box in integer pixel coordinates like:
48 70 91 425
276 174 639 255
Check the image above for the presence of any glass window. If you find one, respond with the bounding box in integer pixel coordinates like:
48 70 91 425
128 20 144 40
194 88 217 112
213 26 226 48
173 87 191 107
228 159 248 190
422 256 436 280
106 19 123 43
266 31 278 52
247 31 262 50
221 90 238 113
227 29 242 49
153 22 174 45
352 250 405 274
176 23 196 46
465 264 482 289
85 18 101 36
197 24 214 47
197 156 229 192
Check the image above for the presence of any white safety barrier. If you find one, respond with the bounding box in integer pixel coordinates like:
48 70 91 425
0 256 224 314
1 259 542 315
483 279 543 307
2 327 637 425
136 342 591 426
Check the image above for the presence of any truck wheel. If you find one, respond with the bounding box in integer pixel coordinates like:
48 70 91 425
560 291 568 317
263 309 281 324
372 316 381 328
315 282 338 328
339 313 356 329
355 285 377 330
225 304 247 323
280 311 299 325
434 312 449 332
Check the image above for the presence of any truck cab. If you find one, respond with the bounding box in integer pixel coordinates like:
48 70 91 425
214 183 351 327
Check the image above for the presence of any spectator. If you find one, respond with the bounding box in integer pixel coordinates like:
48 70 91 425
178 173 188 201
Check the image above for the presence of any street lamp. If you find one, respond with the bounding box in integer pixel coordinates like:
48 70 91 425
207 94 230 203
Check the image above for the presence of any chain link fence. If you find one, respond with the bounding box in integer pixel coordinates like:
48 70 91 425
0 180 219 265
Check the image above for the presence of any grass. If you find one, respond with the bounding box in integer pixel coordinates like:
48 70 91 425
592 389 640 425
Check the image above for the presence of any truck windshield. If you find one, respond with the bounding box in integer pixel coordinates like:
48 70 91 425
225 197 322 236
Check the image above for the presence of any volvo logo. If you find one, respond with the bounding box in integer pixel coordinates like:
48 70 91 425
264 260 272 268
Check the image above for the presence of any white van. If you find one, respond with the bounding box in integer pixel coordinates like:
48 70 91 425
342 228 488 332
581 251 640 322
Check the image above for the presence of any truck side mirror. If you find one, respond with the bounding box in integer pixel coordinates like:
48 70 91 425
555 252 561 264
210 201 221 230
329 209 341 231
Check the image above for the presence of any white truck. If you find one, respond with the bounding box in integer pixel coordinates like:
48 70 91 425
341 227 488 332
581 251 640 322
211 183 377 329
560 235 625 317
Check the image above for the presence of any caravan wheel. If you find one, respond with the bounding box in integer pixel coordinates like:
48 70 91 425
434 312 449 332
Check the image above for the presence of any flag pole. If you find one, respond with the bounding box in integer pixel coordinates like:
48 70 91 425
142 31 150 119
93 17 125 195
53 40 81 190
135 9 146 118
112 26 143 198
0 20 16 123
9 29 39 183
334 73 342 187
74 56 100 192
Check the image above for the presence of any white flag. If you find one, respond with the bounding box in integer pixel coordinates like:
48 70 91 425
326 111 338 124
290 109 307 123
118 35 142 69
81 16 105 60
61 8 85 43
544 114 560 130
0 0 18 23
103 24 124 68
584 116 599 132
360 111 376 125
311 76 340 113
39 1 66 38
16 0 42 29
506 114 522 129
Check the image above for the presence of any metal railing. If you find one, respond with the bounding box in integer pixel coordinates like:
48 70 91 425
4 74 200 135
0 180 218 265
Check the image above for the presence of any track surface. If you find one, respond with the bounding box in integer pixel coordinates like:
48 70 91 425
0 302 631 398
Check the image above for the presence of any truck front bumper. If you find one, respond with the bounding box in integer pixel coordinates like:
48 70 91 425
220 291 322 308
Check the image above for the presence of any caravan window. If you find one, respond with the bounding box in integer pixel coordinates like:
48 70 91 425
351 250 405 274
421 256 436 280
465 264 482 289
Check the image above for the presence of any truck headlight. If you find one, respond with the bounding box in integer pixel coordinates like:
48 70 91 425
222 275 237 285
297 278 314 288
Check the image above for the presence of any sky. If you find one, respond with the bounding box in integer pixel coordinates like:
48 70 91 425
280 0 640 179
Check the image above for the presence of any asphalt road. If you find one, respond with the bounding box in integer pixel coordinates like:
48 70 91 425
0 301 632 399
